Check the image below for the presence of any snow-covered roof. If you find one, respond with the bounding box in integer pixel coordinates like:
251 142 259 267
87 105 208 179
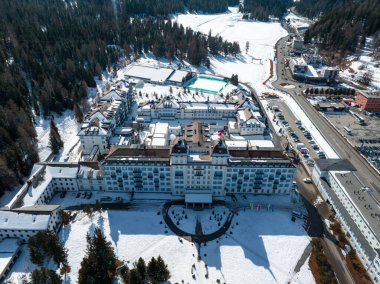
125 65 174 83
78 126 108 136
249 140 275 148
20 166 78 207
181 102 235 110
48 166 78 179
0 211 51 231
100 89 123 102
225 140 249 148
167 70 190 83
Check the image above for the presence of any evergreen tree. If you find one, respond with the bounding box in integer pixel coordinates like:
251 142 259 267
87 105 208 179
78 227 117 284
147 257 159 283
156 256 170 281
128 268 143 284
49 116 63 154
28 230 68 268
31 267 61 284
136 257 147 280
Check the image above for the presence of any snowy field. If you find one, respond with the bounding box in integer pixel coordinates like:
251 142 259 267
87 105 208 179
34 110 81 162
341 38 380 90
175 7 287 93
44 208 310 284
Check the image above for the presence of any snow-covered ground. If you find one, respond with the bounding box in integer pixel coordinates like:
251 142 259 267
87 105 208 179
341 38 380 90
175 7 287 94
168 206 229 235
4 207 311 284
290 256 315 284
53 208 310 284
34 110 81 162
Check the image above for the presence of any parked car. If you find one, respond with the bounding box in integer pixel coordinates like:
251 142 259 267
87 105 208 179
303 178 312 184
87 192 92 199
75 192 81 198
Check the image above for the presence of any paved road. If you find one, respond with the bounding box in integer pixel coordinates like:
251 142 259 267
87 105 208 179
272 35 380 193
271 34 360 284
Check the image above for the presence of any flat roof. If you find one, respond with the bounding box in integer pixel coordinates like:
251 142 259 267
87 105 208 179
185 193 212 204
332 171 380 239
320 178 377 259
0 211 51 231
359 91 380 99
249 140 275 148
315 159 356 172
125 65 174 83
167 70 190 83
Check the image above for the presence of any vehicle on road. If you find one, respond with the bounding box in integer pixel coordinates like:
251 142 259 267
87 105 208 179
75 192 81 198
344 126 352 135
303 178 312 184
87 192 92 199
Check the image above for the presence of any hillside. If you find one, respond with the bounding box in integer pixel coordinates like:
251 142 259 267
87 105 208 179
0 0 240 192
241 0 291 21
295 0 351 19
305 0 380 58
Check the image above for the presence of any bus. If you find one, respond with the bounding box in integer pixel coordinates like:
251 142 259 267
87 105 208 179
344 126 352 135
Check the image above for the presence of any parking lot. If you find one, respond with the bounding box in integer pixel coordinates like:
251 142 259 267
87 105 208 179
267 99 326 165
325 109 380 147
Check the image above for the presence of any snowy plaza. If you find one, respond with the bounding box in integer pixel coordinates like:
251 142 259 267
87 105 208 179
57 207 312 284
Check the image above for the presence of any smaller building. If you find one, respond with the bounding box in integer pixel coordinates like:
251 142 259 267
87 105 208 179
316 102 349 113
292 37 304 51
0 205 62 243
167 70 191 86
355 91 380 112
322 68 339 83
0 239 20 282
124 64 174 85
289 58 308 74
